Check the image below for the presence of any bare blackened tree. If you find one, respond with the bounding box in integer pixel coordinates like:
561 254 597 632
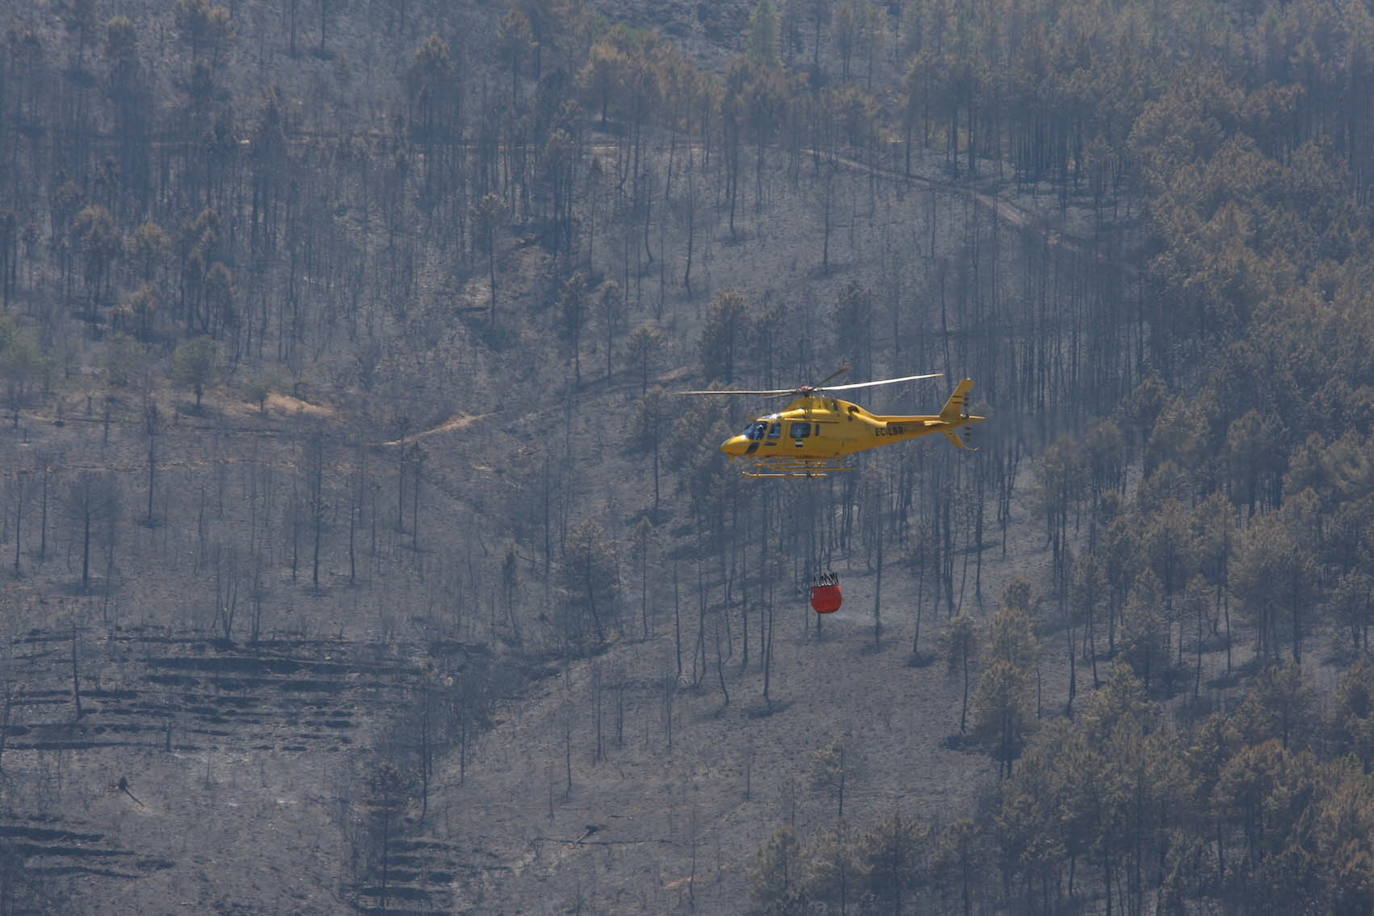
470 193 505 323
64 472 121 593
143 401 160 526
10 472 24 578
406 443 425 553
556 519 620 646
306 433 327 590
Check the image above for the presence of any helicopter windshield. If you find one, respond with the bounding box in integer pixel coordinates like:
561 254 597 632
744 421 768 441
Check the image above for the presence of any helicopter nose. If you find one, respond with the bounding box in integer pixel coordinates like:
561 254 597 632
720 435 748 457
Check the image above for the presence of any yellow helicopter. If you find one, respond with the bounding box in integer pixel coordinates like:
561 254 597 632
679 368 984 477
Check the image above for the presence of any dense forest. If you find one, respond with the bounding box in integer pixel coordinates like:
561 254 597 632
2 0 1374 911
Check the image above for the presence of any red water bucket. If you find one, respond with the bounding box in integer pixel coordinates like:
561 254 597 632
810 584 843 614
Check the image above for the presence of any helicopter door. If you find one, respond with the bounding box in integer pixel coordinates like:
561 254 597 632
764 422 781 446
789 421 811 445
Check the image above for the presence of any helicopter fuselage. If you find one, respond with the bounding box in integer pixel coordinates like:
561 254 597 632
720 390 984 462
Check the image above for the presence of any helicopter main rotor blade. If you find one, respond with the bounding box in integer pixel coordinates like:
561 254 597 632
818 372 944 392
675 388 799 396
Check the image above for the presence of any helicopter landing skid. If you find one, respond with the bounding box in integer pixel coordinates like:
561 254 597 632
740 457 853 478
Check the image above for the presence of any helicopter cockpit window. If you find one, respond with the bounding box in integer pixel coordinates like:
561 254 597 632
767 422 782 439
744 421 768 441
